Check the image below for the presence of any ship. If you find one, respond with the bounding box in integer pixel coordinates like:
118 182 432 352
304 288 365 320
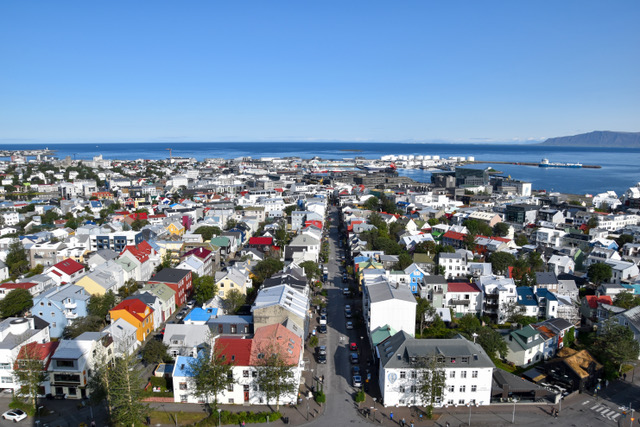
539 158 582 168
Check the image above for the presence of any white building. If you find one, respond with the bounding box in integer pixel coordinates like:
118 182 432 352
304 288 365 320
376 332 494 407
439 252 469 280
363 277 417 337
0 317 50 391
477 275 517 324
444 282 483 318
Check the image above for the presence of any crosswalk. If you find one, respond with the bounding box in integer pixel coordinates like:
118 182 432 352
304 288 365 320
589 402 622 421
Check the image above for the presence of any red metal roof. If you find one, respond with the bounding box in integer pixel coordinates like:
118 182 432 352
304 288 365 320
16 341 60 370
0 282 37 290
216 338 253 366
249 237 274 246
586 295 612 309
447 282 481 293
443 231 466 241
52 259 84 275
111 298 153 322
184 247 212 259
250 324 302 366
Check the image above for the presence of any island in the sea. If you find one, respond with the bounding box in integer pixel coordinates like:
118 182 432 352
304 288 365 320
538 130 640 148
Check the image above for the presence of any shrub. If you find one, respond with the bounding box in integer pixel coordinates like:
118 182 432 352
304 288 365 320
315 390 326 404
308 335 319 348
220 411 281 425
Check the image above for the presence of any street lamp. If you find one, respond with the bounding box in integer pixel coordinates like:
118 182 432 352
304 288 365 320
372 397 377 422
217 408 222 427
306 394 311 421
511 398 519 424
467 402 477 426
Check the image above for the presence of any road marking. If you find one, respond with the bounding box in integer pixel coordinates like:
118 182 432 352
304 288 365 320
595 406 609 413
582 400 590 405
602 410 615 417
611 413 621 420
591 404 602 410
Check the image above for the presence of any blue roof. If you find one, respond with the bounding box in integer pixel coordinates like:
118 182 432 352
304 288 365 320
623 284 640 295
184 307 218 322
90 201 103 208
516 287 538 306
535 288 557 301
353 256 369 264
209 314 252 325
173 355 196 378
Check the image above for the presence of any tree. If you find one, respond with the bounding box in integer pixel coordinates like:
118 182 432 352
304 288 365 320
615 234 634 249
14 342 47 414
457 314 481 336
87 291 116 320
476 328 508 359
142 340 169 365
355 390 366 408
0 289 33 318
393 252 413 271
593 320 640 375
588 262 612 285
363 196 379 211
488 252 516 276
193 226 222 241
225 218 237 230
188 344 235 412
254 343 297 411
253 258 284 285
108 353 149 426
299 261 322 283
463 232 477 251
130 219 149 231
224 289 246 314
414 356 446 418
416 298 436 336
5 241 29 277
493 222 510 237
613 292 640 309
193 275 218 305
62 315 104 339
463 219 492 237
514 233 529 246
563 327 575 349
156 252 172 272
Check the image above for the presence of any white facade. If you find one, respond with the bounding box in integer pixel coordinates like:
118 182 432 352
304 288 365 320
478 275 517 324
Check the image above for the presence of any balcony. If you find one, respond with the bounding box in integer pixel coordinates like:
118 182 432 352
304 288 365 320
64 301 77 309
65 311 79 319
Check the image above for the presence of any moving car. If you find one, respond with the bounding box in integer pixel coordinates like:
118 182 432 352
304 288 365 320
2 409 27 422
342 287 350 296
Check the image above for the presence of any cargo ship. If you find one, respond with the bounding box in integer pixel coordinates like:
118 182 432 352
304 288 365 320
539 158 582 168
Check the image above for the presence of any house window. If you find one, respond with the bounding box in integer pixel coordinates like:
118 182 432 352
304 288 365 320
400 371 406 379
227 384 233 392
410 386 416 393
218 325 224 334
461 357 469 363
179 382 187 390
410 371 417 379
243 370 249 378
231 325 237 334
472 371 478 378
228 399 234 404
448 399 454 405
460 385 466 392
461 371 467 379
450 357 456 364
448 385 454 392
459 399 465 405
471 385 477 392
449 371 455 378
252 371 258 378
181 395 188 403
399 386 405 393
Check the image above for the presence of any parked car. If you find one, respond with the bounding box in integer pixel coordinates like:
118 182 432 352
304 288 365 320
319 315 327 325
350 352 359 364
186 300 195 309
318 324 327 334
350 342 358 352
352 375 362 387
317 345 327 356
320 307 327 316
343 287 350 295
2 410 27 422
352 365 361 376
345 308 352 318
346 321 354 329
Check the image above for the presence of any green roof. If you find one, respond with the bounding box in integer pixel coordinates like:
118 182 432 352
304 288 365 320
370 324 398 346
210 236 230 247
413 253 434 264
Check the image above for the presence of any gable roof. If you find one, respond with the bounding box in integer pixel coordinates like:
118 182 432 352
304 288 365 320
52 259 84 275
216 337 253 366
585 295 612 309
111 298 152 322
150 268 191 283
447 282 481 293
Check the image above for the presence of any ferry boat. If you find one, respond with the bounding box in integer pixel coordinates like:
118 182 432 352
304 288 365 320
539 158 582 168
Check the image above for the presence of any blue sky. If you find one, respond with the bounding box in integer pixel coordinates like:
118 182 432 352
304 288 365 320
1 1 638 143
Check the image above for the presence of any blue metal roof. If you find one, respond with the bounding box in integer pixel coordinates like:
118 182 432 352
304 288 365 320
516 287 538 306
184 307 218 322
172 355 196 378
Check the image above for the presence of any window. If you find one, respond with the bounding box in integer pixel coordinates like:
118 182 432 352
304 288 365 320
399 386 405 393
243 370 249 378
472 371 478 378
227 384 234 392
400 371 406 379
448 399 454 405
252 371 258 378
218 324 224 334
410 371 417 379
471 385 477 392
448 385 454 392
459 385 466 392
179 382 187 390
461 356 469 363
450 371 455 378
461 371 467 379
180 395 188 403
459 399 465 405
410 386 416 393
228 399 234 404
450 357 456 364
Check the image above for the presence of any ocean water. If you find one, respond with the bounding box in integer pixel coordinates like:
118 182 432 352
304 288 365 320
2 142 639 195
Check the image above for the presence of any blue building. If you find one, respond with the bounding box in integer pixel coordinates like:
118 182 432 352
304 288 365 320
404 264 427 294
32 284 90 338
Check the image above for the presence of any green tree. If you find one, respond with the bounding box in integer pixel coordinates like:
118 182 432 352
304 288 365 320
299 261 322 283
0 288 33 318
223 289 246 313
363 196 379 211
593 320 640 375
130 218 149 231
188 344 235 412
5 241 29 277
457 314 481 336
193 226 222 241
225 218 237 230
493 222 510 237
109 353 149 426
613 292 640 309
416 297 436 336
62 315 104 339
414 356 446 418
464 219 492 237
514 233 529 246
488 252 516 276
615 234 634 249
283 205 297 217
87 291 116 320
355 390 366 408
253 258 284 285
193 275 218 305
588 262 613 285
13 342 47 414
477 327 508 359
393 252 413 271
563 327 575 349
142 340 169 365
254 343 298 411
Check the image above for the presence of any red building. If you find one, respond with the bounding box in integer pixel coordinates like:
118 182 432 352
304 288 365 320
148 268 193 306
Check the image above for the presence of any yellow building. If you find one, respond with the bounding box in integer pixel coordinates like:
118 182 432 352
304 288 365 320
109 298 154 342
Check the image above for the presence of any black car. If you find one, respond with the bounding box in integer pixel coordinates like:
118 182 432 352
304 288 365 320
318 324 327 334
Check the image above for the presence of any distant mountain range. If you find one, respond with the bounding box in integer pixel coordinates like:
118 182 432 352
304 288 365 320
538 131 640 147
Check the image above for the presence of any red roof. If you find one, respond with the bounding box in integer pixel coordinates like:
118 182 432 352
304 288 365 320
121 245 149 263
586 295 612 309
249 237 274 246
184 247 212 259
250 324 302 366
447 282 481 293
216 338 253 366
443 231 466 241
111 298 153 322
52 259 84 275
0 282 37 291
16 342 60 370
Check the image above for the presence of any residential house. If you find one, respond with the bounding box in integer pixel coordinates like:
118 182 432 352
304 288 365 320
109 298 155 343
75 260 125 295
148 268 193 306
252 284 309 337
445 282 483 318
181 247 214 276
477 275 517 324
363 278 417 338
439 251 470 279
0 282 46 301
138 283 176 323
15 341 60 396
163 324 211 357
207 315 253 336
102 318 139 357
29 241 67 269
547 255 575 276
377 332 494 407
504 325 546 367
214 268 253 298
32 284 90 338
46 259 85 286
418 275 448 308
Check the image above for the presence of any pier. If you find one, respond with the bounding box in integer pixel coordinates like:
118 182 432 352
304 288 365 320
465 160 601 169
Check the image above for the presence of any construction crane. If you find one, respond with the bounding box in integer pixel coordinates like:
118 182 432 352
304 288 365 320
166 148 172 159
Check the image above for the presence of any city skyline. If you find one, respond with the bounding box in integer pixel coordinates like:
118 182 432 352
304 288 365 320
1 1 639 143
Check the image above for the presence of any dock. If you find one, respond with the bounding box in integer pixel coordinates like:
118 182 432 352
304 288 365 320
465 160 601 169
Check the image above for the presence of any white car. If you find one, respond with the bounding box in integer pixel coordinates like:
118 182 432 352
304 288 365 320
2 409 27 422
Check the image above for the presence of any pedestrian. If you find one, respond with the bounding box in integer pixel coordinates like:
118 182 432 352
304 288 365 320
410 421 414 427
401 417 405 426
242 422 245 427
554 409 558 418
390 411 394 421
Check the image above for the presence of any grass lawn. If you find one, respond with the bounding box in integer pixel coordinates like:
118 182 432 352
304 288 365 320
493 358 517 373
149 410 207 425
